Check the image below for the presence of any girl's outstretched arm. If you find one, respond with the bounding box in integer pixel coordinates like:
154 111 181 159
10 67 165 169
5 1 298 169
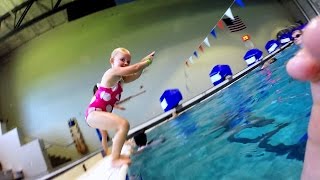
122 51 155 83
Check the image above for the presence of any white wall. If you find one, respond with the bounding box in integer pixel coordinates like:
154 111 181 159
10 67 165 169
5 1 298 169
0 128 51 179
0 0 295 157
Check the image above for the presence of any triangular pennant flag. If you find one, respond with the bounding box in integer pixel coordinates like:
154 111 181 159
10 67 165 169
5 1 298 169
235 0 245 7
225 8 235 20
189 56 194 64
193 51 198 58
217 20 224 30
185 60 190 67
199 45 204 53
203 37 211 47
210 29 217 38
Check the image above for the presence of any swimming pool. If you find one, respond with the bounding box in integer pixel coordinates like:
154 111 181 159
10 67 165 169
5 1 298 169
129 44 311 180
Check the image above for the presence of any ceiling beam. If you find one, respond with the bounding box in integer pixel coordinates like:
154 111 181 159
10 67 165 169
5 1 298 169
54 0 62 9
0 2 72 42
0 0 36 22
36 2 54 28
0 1 15 18
15 1 34 28
36 1 51 11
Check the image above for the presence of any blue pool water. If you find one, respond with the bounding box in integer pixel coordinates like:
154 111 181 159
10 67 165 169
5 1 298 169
129 45 312 180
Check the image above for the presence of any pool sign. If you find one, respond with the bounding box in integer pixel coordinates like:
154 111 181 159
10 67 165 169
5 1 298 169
242 34 251 42
242 34 254 49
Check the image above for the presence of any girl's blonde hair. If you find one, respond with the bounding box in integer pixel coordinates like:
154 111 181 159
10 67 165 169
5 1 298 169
111 48 130 58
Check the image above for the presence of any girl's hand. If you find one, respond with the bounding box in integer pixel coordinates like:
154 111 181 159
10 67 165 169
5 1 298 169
141 51 155 62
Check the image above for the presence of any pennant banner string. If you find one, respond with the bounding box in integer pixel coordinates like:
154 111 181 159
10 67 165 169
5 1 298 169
183 0 238 65
209 0 236 33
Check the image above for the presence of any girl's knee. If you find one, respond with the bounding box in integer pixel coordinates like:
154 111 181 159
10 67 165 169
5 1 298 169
120 120 130 131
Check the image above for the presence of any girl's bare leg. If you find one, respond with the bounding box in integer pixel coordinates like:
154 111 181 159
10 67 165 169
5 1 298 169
87 111 131 167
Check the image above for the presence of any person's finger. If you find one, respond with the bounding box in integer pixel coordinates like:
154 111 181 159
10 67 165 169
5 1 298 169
286 49 320 82
143 52 155 61
147 51 155 59
149 51 156 57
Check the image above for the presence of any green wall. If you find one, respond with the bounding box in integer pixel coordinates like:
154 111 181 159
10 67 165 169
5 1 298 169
0 0 294 159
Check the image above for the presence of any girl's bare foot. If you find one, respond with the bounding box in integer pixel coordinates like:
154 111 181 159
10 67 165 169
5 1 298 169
111 156 131 167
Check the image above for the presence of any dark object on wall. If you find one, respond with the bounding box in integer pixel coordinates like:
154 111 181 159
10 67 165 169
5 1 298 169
68 118 89 155
67 0 117 21
222 16 247 33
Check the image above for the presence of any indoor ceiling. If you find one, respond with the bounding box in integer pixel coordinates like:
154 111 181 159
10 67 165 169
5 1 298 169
0 0 73 62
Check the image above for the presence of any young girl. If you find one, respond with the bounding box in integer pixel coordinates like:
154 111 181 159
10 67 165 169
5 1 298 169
92 84 125 157
85 48 155 167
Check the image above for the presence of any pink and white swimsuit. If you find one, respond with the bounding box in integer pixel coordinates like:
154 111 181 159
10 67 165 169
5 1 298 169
85 82 123 120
